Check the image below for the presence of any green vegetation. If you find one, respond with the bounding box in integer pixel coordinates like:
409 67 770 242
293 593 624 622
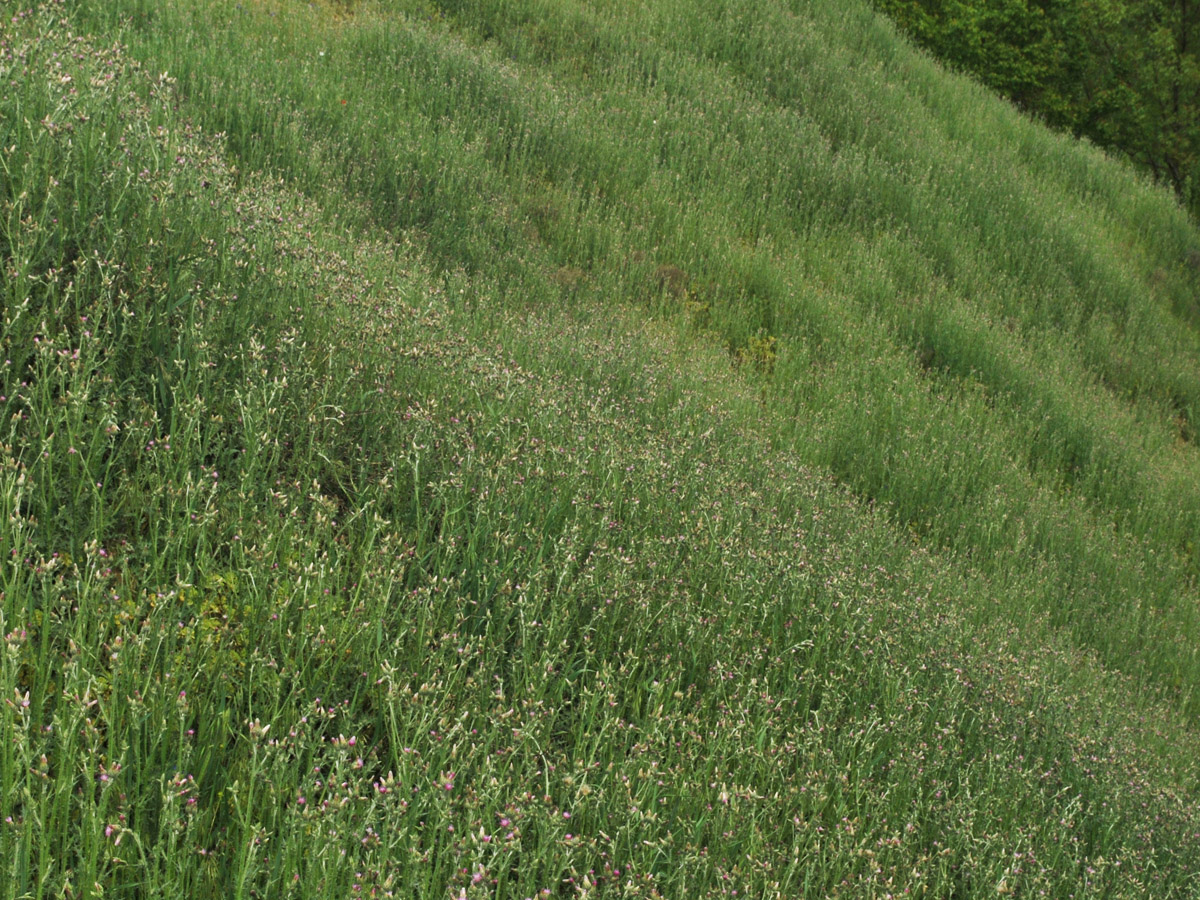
872 0 1200 217
3 0 1200 896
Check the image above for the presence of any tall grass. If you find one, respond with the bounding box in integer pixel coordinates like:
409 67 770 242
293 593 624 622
4 0 1200 896
72 0 1200 713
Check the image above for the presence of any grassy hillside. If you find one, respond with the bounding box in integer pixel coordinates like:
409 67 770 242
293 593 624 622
3 0 1200 896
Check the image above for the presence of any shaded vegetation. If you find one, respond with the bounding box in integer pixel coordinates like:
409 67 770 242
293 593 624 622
873 0 1200 216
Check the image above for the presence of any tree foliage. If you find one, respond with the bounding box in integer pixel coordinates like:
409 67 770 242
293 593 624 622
874 0 1200 215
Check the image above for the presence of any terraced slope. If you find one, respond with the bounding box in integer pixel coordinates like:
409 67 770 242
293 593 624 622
3 0 1200 896
101 0 1200 711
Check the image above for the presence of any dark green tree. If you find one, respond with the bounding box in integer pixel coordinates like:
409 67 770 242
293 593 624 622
873 0 1200 216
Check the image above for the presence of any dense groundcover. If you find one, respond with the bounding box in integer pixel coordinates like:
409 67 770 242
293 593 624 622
3 1 1200 897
